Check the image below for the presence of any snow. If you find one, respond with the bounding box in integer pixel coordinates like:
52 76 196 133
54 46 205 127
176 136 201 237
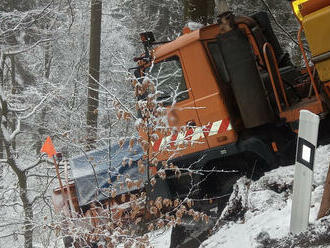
204 202 293 248
202 145 330 248
147 145 330 248
149 228 172 248
186 22 205 31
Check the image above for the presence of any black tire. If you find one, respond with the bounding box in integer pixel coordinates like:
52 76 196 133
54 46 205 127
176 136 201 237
170 219 214 248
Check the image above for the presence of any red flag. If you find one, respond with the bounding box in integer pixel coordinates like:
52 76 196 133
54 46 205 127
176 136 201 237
40 136 56 158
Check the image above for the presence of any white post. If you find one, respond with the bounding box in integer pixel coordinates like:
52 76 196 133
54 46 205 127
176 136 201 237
290 110 320 234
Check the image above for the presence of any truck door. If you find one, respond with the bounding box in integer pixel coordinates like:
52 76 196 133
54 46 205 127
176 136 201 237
146 54 209 161
180 41 238 151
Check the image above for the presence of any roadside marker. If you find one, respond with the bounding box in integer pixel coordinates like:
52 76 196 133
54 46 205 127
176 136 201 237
290 110 319 234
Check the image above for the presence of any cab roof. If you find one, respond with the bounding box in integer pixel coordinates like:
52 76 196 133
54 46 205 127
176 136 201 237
153 24 220 59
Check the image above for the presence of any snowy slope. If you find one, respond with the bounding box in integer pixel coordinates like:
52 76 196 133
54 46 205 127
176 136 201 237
150 145 330 248
203 145 330 248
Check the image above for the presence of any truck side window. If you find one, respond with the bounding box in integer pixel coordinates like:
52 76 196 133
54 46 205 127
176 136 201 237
146 56 189 106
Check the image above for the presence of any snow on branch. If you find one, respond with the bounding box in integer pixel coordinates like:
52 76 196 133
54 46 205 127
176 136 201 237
0 1 55 39
3 39 54 56
86 73 137 120
1 93 51 143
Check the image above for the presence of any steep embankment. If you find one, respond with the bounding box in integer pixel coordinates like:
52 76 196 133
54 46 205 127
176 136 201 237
202 145 330 248
149 145 330 248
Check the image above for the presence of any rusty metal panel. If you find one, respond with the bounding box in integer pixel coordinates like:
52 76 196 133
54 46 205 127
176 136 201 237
217 29 274 128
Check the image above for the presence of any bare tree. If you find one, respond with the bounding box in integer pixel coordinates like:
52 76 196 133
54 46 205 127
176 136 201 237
0 2 83 247
215 0 229 15
183 0 215 25
87 0 102 149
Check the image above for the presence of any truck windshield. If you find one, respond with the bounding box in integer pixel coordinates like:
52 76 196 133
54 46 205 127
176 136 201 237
145 56 189 106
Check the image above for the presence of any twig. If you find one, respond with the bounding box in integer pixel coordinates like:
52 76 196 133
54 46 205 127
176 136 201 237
259 0 310 51
3 39 54 56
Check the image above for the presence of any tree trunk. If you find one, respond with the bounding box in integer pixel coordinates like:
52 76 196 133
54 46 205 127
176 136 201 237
10 56 18 94
183 0 215 25
215 0 229 15
317 163 330 219
35 40 52 154
0 55 5 159
87 0 102 150
21 178 33 248
4 144 33 248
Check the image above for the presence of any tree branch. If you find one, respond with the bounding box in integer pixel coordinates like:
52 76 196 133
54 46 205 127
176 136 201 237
3 39 54 56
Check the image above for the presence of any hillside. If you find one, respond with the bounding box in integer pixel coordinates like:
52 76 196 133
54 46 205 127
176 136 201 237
149 145 330 248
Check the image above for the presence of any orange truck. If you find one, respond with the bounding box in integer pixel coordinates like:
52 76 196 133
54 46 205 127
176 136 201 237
134 0 330 204
53 0 330 246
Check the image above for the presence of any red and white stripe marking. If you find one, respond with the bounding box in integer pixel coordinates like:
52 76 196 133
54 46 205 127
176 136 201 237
152 118 232 151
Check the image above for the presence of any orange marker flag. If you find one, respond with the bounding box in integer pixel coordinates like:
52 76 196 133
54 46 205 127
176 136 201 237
40 136 57 158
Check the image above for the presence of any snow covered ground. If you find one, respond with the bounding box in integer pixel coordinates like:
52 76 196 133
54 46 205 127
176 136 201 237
150 145 330 248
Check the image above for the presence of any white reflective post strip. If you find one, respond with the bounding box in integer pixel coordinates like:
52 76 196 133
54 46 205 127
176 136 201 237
159 135 171 150
227 123 232 131
191 127 205 141
209 120 222 136
156 119 232 150
290 110 319 234
158 138 165 150
175 131 186 145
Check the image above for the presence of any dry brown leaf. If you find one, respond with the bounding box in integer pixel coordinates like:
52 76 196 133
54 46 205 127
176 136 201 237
123 112 131 120
163 198 171 207
158 169 166 180
174 199 180 208
111 189 117 198
138 165 145 175
204 214 209 224
150 177 156 187
116 110 123 120
193 211 200 221
150 206 158 215
129 138 135 149
135 217 142 225
187 199 193 208
130 194 137 202
157 219 165 228
155 199 162 210
148 223 154 231
118 138 125 148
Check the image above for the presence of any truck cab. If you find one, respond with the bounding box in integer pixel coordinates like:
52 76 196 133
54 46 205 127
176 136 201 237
136 10 329 173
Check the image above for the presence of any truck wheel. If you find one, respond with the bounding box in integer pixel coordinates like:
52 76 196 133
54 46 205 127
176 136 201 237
170 225 188 248
200 153 266 215
169 218 215 248
318 114 330 146
216 173 241 215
